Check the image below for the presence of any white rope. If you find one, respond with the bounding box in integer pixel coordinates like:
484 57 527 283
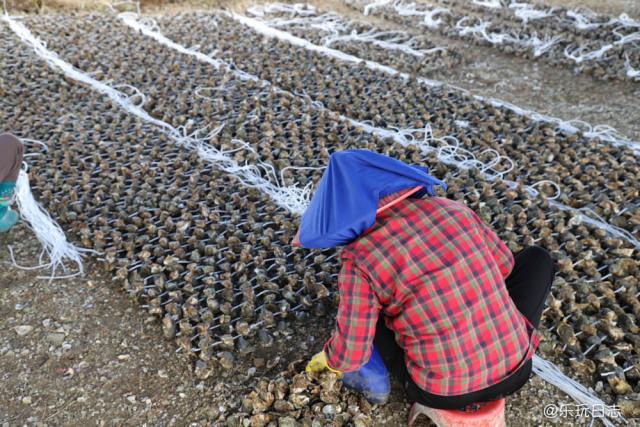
120 13 227 72
532 355 623 427
392 2 450 29
526 33 563 57
456 17 518 45
260 13 349 36
550 204 640 250
323 30 444 58
610 13 640 29
363 0 392 16
564 43 614 64
11 167 92 281
565 9 603 30
251 5 446 58
472 0 502 9
527 180 561 200
509 3 556 25
4 13 312 215
625 54 640 79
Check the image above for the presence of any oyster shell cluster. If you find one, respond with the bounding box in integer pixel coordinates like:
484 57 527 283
1 7 639 416
346 0 640 82
230 368 376 427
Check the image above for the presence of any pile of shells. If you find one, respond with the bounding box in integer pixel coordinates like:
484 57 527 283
229 368 376 427
345 0 640 82
3 11 639 404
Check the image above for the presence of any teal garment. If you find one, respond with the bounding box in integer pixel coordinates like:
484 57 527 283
0 208 18 233
0 181 15 204
0 181 17 232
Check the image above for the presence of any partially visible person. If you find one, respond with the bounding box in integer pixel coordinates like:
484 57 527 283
0 133 24 233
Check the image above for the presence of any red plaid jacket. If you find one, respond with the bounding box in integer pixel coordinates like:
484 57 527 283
324 196 540 396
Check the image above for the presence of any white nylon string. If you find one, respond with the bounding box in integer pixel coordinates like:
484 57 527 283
393 2 451 29
249 6 445 58
323 30 443 58
12 168 92 280
509 3 556 25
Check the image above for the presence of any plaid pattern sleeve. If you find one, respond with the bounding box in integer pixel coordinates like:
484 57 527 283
324 260 381 372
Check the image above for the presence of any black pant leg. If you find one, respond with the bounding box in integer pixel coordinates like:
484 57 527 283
504 245 556 328
373 314 405 375
405 358 533 409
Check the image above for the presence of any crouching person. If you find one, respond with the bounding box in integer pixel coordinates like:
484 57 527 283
295 150 555 427
0 133 24 233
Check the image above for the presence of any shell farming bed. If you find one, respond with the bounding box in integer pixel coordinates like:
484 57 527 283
345 0 640 83
0 3 639 426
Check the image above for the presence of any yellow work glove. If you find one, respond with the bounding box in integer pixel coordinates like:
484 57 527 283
305 351 343 376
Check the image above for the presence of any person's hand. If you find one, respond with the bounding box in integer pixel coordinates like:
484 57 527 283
305 351 343 376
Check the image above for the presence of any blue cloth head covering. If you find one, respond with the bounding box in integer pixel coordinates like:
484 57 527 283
299 150 447 248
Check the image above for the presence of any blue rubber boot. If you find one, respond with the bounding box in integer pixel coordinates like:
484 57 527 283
342 345 390 404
